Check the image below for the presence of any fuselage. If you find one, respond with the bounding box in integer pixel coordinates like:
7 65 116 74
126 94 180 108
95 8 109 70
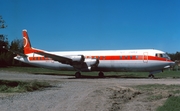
13 29 175 77
15 49 174 73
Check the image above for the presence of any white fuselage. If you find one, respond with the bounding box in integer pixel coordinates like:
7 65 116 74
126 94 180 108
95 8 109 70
14 49 174 73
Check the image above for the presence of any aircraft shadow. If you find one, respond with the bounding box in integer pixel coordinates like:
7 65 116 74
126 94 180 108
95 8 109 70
67 75 157 79
32 73 156 79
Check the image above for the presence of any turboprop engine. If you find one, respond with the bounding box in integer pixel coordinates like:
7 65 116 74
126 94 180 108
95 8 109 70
68 55 85 62
84 58 99 67
72 58 99 71
80 58 99 71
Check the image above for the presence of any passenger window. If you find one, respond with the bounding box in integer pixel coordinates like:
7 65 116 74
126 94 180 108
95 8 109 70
120 56 122 59
136 55 138 59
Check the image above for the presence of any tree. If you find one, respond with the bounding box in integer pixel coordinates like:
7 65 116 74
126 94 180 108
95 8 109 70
0 16 7 29
0 16 27 66
10 39 23 52
10 39 24 66
0 15 8 51
0 34 8 52
167 52 180 61
0 16 8 67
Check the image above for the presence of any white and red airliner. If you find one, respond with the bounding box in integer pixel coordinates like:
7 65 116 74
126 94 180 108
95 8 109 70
14 29 175 78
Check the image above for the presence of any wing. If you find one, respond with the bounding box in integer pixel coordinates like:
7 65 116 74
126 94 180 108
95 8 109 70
35 51 73 64
35 51 84 65
35 51 99 71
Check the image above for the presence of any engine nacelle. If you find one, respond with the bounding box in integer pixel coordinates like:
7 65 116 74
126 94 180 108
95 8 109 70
85 58 99 66
68 55 85 62
71 58 99 72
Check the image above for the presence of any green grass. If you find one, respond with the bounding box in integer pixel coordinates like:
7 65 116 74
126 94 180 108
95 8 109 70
147 95 164 101
155 70 180 78
134 84 180 110
135 84 180 91
0 66 180 78
135 84 180 96
0 80 51 93
156 96 180 111
1 66 64 74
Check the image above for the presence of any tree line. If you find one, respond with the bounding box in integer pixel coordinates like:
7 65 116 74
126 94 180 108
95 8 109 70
0 16 26 67
167 52 180 62
0 36 24 67
0 15 180 67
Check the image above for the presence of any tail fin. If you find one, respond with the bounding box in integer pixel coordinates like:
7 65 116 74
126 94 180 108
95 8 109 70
23 29 31 49
23 29 42 54
23 29 32 54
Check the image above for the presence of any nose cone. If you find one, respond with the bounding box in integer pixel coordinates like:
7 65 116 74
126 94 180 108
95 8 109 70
164 61 175 69
170 61 176 67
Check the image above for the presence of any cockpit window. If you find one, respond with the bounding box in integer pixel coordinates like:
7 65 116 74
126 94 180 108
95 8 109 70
156 53 163 57
155 53 170 60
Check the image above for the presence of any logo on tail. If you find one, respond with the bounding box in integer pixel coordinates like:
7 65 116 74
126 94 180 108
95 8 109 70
23 37 28 47
23 29 31 48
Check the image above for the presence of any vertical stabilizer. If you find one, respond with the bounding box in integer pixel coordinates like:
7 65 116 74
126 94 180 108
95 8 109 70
22 29 43 54
23 29 31 48
23 29 32 54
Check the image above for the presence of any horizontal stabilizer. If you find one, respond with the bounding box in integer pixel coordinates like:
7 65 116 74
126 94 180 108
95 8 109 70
3 46 27 57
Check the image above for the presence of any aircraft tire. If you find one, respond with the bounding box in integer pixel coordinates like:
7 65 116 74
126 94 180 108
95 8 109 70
148 74 154 79
98 71 104 78
151 74 155 78
75 72 81 78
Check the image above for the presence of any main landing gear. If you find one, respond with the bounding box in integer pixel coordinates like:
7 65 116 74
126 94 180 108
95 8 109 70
98 71 104 78
148 74 155 78
75 72 81 78
74 71 105 78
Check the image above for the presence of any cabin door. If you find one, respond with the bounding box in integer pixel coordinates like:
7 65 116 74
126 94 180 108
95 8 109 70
143 52 148 63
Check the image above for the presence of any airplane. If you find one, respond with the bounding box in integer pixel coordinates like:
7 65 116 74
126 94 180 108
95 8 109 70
13 29 175 78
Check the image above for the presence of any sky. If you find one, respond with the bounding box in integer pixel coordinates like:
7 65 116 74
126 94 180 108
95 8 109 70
1 0 180 53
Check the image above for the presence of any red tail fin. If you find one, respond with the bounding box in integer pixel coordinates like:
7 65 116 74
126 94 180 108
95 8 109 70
23 29 41 54
23 30 31 47
23 29 32 54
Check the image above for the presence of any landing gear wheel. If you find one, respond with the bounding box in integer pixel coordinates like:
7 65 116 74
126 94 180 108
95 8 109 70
75 72 81 78
98 71 104 78
148 74 154 78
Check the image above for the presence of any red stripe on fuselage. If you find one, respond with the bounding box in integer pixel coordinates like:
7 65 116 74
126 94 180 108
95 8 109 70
28 55 172 62
86 55 169 61
29 57 52 61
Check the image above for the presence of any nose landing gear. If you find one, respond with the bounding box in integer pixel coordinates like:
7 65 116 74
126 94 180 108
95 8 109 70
148 74 154 78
